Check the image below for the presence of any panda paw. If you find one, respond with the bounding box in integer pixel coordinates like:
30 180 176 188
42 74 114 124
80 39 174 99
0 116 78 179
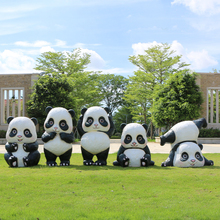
46 161 57 167
60 161 70 166
83 160 94 166
161 162 167 167
94 160 107 166
121 157 129 167
23 156 29 167
8 156 18 167
11 143 18 152
141 157 149 167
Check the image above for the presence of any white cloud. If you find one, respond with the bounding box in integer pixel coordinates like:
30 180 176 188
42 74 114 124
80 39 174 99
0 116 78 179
171 0 220 15
0 50 36 73
15 40 51 47
131 41 218 71
40 46 56 53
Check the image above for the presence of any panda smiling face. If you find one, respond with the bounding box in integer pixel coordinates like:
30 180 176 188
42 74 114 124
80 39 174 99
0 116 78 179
121 123 147 149
173 142 205 167
6 117 37 144
82 107 110 132
44 107 73 134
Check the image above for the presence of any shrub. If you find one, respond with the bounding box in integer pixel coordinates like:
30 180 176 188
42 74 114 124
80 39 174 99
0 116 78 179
199 128 220 138
0 130 6 138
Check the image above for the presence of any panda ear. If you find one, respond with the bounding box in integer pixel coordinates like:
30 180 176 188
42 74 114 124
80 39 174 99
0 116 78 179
31 117 38 126
45 106 53 114
193 118 207 129
120 123 126 131
198 143 203 150
104 107 110 114
142 124 148 132
68 109 75 118
7 116 14 124
81 108 87 116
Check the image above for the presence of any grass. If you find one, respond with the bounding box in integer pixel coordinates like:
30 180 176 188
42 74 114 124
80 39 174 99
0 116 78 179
0 153 220 220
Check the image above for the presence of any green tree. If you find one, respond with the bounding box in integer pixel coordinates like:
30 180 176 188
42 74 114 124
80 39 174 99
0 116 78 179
27 74 77 132
97 74 128 113
125 43 190 137
151 70 203 128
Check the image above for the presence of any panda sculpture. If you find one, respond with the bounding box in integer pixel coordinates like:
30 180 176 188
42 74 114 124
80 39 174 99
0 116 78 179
4 116 40 167
42 106 75 166
113 123 154 167
160 118 214 168
77 106 114 166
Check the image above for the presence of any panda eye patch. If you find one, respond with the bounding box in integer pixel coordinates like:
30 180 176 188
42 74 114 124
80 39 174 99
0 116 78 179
137 135 145 144
46 118 54 128
195 152 203 161
124 135 132 144
9 128 17 137
181 152 189 162
85 117 93 127
24 129 32 138
59 120 69 131
99 117 108 127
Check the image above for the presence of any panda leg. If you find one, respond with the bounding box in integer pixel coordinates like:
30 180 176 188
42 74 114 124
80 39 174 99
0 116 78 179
4 153 18 167
161 150 174 167
44 148 58 166
23 151 40 167
204 156 214 166
94 148 109 166
59 148 72 166
81 147 94 166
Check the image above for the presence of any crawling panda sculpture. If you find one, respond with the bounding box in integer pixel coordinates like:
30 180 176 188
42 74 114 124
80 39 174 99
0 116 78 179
160 118 214 168
4 116 40 167
113 123 154 167
42 106 75 166
77 106 114 166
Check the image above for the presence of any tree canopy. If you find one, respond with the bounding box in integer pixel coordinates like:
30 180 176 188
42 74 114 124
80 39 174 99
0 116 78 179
151 70 203 128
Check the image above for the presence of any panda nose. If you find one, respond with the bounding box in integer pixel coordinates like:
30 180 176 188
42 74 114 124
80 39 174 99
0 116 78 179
131 142 137 146
54 127 58 130
191 159 196 163
17 135 22 138
94 123 98 127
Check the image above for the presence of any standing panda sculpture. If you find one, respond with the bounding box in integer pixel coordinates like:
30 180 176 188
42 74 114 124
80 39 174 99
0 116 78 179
113 123 154 167
4 116 40 167
77 106 114 166
160 118 214 168
42 106 75 166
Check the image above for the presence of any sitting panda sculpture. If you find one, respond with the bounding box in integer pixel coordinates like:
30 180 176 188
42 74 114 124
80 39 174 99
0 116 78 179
42 106 75 166
77 106 114 166
160 118 214 168
4 116 40 167
113 123 154 167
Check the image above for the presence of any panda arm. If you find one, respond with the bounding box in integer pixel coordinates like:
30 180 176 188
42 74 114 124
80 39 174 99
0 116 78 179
105 116 115 137
42 132 56 143
76 117 86 137
143 145 151 155
116 145 126 161
23 141 39 152
60 132 74 143
5 142 18 152
161 149 175 167
203 156 214 166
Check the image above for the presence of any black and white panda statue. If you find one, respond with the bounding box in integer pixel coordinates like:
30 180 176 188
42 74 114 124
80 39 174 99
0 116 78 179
4 116 40 167
77 106 115 166
113 123 154 167
42 106 75 166
160 118 214 168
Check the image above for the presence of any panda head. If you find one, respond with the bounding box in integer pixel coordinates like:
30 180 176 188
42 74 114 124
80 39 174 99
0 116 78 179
160 118 207 148
44 106 75 134
173 142 205 167
6 116 38 144
81 106 110 132
120 123 148 149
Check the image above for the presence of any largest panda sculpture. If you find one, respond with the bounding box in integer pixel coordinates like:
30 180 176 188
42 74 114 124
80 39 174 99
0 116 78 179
113 123 155 167
4 116 40 167
160 118 214 168
42 106 75 166
77 106 114 166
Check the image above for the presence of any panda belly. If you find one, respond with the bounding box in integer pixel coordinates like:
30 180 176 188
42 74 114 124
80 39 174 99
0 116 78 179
81 132 110 155
124 149 145 167
44 134 72 156
13 143 29 167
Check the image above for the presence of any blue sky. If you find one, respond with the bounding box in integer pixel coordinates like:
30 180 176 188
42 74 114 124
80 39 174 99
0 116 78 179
0 0 220 77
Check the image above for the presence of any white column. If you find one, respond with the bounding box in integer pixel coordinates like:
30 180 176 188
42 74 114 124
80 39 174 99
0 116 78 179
18 89 21 117
7 90 9 120
12 89 15 117
216 89 219 123
210 90 213 123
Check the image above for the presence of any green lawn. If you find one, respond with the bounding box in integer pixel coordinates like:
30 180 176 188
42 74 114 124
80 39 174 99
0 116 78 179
0 153 220 220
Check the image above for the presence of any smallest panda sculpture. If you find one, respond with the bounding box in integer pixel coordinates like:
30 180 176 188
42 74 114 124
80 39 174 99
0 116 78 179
113 123 154 167
42 106 75 166
160 118 214 168
4 116 40 168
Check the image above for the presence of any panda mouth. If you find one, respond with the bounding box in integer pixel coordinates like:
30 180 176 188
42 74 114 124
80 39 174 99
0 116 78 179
18 139 23 142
